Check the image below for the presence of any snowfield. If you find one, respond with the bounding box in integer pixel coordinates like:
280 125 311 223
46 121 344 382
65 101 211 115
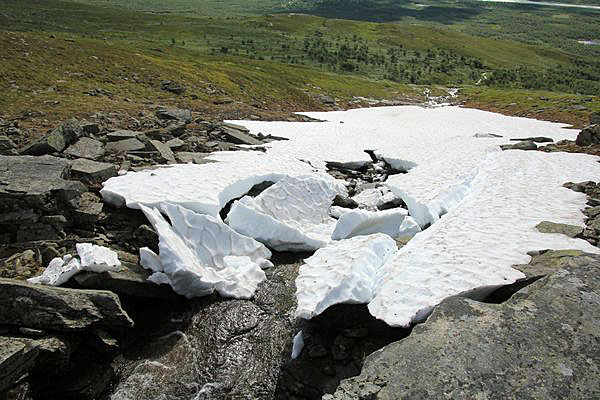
99 105 599 327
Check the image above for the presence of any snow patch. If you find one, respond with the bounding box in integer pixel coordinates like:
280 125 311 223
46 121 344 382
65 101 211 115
291 331 304 359
331 208 411 240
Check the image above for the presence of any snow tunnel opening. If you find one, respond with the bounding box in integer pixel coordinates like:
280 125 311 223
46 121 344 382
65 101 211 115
219 180 275 220
275 304 412 400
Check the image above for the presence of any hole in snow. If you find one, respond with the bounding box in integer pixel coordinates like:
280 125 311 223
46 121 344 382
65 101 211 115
275 304 411 399
219 180 275 220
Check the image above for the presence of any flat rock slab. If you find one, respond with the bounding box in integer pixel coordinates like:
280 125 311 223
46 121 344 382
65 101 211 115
106 130 141 142
74 262 178 300
536 221 584 238
105 138 145 154
175 152 213 164
0 337 39 392
221 125 263 146
500 140 538 151
0 155 86 207
149 140 175 163
0 278 133 331
70 158 117 184
328 253 600 400
64 137 105 160
155 108 192 123
510 136 554 143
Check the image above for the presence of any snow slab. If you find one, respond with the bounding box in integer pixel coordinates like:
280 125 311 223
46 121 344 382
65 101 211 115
368 150 600 327
229 106 580 226
139 204 271 299
100 151 333 218
331 208 412 240
295 234 398 319
28 244 121 286
351 187 397 210
226 175 346 251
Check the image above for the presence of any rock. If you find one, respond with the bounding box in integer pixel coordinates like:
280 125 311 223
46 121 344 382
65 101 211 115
165 137 185 149
0 135 17 155
500 140 537 151
219 124 263 146
575 124 600 146
0 278 134 331
0 250 44 281
160 80 185 95
20 119 81 156
72 192 104 229
510 136 553 143
473 133 503 138
64 137 105 160
105 138 146 154
73 261 177 300
332 195 359 209
213 97 234 105
106 130 141 142
515 249 585 280
0 337 38 392
175 152 212 164
132 224 159 250
110 264 297 400
591 113 600 125
16 222 65 242
149 140 176 163
155 108 192 123
328 253 600 400
536 221 583 238
583 206 600 219
70 158 117 185
318 95 336 105
81 122 100 134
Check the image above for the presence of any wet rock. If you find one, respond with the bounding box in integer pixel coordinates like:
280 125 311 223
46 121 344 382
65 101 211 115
20 120 82 156
64 138 105 160
0 278 134 332
70 158 117 185
155 108 192 123
510 136 553 143
500 140 537 151
576 124 600 146
160 80 185 95
0 250 44 281
329 253 600 400
73 262 177 300
0 135 17 155
110 264 297 400
0 337 38 392
105 138 146 154
535 221 584 238
149 140 176 163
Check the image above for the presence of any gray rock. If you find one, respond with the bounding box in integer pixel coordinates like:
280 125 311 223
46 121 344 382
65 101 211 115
536 221 584 238
106 130 140 142
161 80 186 95
70 158 117 185
73 262 178 300
105 138 146 154
510 136 553 143
155 108 192 123
0 337 38 392
318 95 336 105
81 122 100 134
175 152 212 164
473 133 503 138
329 253 600 400
591 112 600 125
0 135 17 155
575 124 600 146
500 140 537 151
0 278 134 331
515 249 585 279
72 192 104 229
149 140 176 163
20 119 82 156
64 137 105 160
220 124 263 146
165 137 185 149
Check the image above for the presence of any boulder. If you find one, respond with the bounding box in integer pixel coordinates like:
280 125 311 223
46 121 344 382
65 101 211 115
106 130 140 142
318 95 336 105
165 138 185 149
500 140 537 151
105 138 146 154
20 120 82 156
0 135 17 155
591 112 600 125
73 262 178 300
155 108 192 123
328 253 600 400
160 80 185 95
72 192 104 229
0 278 134 331
149 140 175 163
70 159 117 185
536 221 583 238
575 124 600 146
0 337 39 392
64 137 105 160
219 123 263 146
